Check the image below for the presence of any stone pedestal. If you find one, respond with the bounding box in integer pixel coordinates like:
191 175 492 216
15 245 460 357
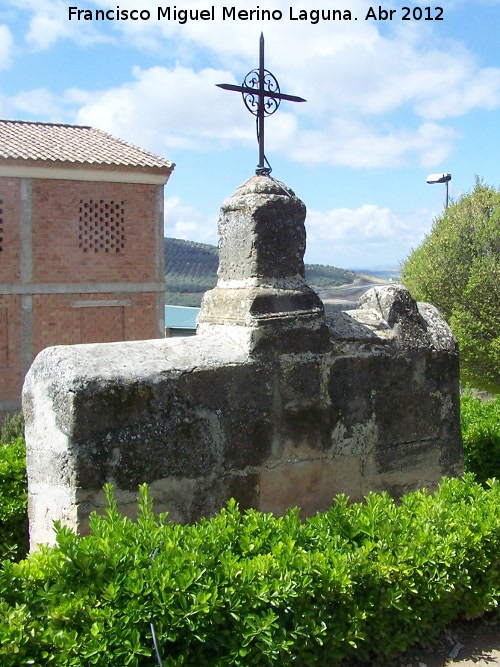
197 176 330 354
23 175 463 549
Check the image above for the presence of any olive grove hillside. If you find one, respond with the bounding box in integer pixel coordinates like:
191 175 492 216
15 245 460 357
164 237 356 307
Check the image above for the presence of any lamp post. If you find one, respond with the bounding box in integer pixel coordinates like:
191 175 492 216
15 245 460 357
426 173 451 208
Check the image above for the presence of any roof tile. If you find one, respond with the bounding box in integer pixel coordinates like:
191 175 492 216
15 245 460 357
0 119 173 170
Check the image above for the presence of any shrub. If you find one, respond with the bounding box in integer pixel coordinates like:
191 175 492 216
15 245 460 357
0 411 25 445
461 391 500 484
0 412 28 561
401 179 500 393
0 437 28 561
1 476 500 666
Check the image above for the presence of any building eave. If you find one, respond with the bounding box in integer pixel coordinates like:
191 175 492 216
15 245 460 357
0 162 175 185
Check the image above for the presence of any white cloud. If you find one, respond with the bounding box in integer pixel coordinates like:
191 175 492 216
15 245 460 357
4 60 458 169
8 0 500 125
306 205 408 243
75 65 255 154
162 193 435 268
7 0 114 49
414 66 500 119
10 88 67 117
70 62 456 169
26 11 71 49
275 23 500 126
286 119 457 169
304 204 434 266
5 0 500 173
164 195 217 244
0 25 14 69
5 86 92 123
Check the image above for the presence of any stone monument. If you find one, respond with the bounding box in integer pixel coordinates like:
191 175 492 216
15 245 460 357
23 173 462 549
23 35 462 548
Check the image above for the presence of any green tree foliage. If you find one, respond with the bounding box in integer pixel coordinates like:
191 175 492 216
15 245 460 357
402 180 500 393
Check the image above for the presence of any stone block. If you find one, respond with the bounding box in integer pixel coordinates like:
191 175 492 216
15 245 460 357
259 457 363 518
216 177 307 282
23 176 463 548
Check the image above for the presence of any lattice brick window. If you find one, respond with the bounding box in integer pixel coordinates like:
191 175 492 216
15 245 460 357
0 200 3 252
79 199 125 253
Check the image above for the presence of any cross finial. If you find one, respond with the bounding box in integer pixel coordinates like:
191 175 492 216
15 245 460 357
217 33 306 175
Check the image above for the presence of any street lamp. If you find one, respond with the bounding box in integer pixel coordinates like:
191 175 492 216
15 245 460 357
426 173 451 208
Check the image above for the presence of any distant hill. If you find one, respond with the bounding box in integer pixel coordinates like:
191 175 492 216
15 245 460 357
164 238 218 294
348 268 402 282
164 237 356 306
305 264 356 288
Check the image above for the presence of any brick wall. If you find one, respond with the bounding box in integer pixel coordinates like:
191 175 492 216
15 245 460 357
32 292 157 355
0 175 165 411
32 180 157 283
0 179 21 285
0 294 22 406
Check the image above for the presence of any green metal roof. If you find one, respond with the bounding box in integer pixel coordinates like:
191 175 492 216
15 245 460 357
165 305 199 330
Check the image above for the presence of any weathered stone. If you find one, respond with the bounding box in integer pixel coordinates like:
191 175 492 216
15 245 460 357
216 176 306 282
260 457 363 518
359 283 423 328
23 177 463 549
362 439 447 497
197 176 330 354
190 472 260 521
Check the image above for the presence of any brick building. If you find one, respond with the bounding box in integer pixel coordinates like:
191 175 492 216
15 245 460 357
0 119 174 413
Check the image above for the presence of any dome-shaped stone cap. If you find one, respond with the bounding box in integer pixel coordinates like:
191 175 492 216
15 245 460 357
227 175 296 199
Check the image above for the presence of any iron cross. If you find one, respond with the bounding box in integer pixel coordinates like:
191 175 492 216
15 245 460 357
216 33 306 175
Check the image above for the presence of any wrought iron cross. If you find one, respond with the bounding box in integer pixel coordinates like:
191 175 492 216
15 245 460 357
216 33 306 175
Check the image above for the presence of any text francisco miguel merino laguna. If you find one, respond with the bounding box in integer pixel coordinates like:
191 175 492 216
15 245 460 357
68 5 445 23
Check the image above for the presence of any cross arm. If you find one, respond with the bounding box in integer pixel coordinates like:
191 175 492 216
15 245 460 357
216 83 306 103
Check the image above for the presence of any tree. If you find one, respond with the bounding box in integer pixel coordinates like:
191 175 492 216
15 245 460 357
402 179 500 393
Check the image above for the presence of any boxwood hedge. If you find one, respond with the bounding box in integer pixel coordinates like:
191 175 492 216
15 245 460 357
0 436 28 562
461 391 500 484
1 475 500 666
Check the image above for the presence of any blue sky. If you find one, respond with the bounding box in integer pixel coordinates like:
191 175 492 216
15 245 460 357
1 0 500 269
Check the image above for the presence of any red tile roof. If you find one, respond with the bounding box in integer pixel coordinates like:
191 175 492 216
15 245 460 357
0 119 174 171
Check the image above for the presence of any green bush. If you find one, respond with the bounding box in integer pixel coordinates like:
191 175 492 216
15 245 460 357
0 411 25 445
1 403 499 664
401 179 500 393
461 392 500 484
0 437 28 561
0 412 28 561
1 476 500 666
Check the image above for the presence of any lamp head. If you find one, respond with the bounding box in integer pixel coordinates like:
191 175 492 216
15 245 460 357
426 173 451 184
